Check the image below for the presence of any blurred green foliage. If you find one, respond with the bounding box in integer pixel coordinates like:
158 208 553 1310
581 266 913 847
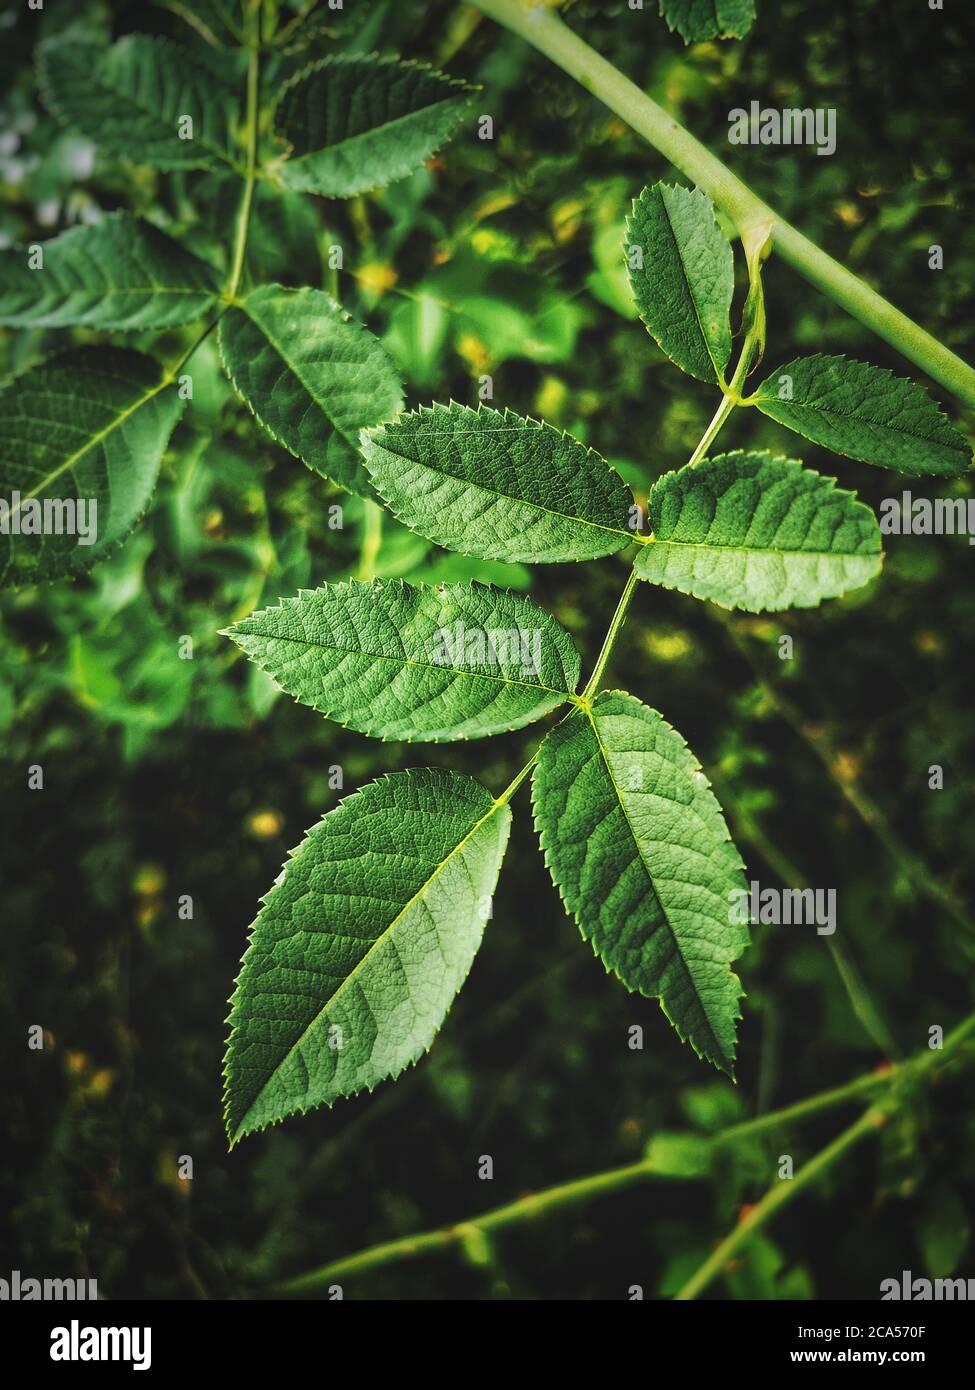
1 0 974 1299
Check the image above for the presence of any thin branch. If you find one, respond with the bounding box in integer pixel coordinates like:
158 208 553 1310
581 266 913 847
270 1012 974 1296
674 1105 887 1300
225 1 262 301
469 0 975 407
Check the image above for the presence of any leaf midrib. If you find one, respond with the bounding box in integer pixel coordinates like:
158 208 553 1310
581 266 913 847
237 296 365 444
371 429 632 544
646 536 880 559
4 373 170 514
93 41 239 169
234 796 506 1138
585 705 730 1067
756 388 963 453
656 186 728 383
285 92 468 171
236 624 575 699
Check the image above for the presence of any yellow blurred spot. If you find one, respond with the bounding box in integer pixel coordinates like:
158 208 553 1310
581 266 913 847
473 192 517 221
832 751 861 785
203 507 224 538
86 1068 115 1100
645 630 692 662
133 862 165 896
249 809 284 839
65 1050 89 1076
470 229 496 256
137 899 161 930
835 201 864 227
534 375 567 422
356 262 398 296
156 1151 191 1194
456 333 492 374
915 630 941 655
551 198 585 244
619 1116 642 1141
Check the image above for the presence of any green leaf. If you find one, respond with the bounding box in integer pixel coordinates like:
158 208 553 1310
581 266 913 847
361 403 635 563
635 450 882 612
223 578 581 742
659 0 757 43
533 691 749 1074
0 348 182 588
275 53 477 197
224 768 511 1141
0 213 221 330
37 34 239 171
625 183 734 385
753 355 972 477
154 0 243 49
918 1189 970 1279
218 285 403 496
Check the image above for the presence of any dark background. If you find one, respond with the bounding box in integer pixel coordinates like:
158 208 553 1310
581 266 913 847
1 0 973 1299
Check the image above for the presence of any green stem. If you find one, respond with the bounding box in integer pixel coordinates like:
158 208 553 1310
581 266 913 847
686 391 737 468
469 0 975 408
355 499 384 580
714 1067 893 1145
582 364 744 701
673 1106 886 1301
270 1012 975 1296
581 568 639 700
825 936 900 1059
673 1010 975 1300
163 312 225 382
495 752 539 807
225 2 262 300
715 615 975 940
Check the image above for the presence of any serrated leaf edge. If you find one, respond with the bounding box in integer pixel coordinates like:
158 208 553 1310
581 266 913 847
0 211 222 330
220 576 582 742
36 33 241 172
636 447 885 613
624 181 734 386
0 346 181 590
532 691 748 1076
361 399 636 563
274 51 480 197
217 285 404 496
222 767 511 1144
753 353 973 475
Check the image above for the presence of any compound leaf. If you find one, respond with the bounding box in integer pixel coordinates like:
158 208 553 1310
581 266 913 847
659 0 757 43
635 450 882 611
754 355 972 477
625 182 734 385
0 348 182 588
533 690 749 1075
361 402 634 563
223 578 581 742
275 53 477 197
219 285 403 496
224 768 511 1141
0 213 221 330
37 34 239 171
